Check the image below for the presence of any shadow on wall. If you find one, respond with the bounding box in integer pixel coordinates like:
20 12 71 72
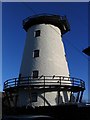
55 91 76 104
55 92 63 104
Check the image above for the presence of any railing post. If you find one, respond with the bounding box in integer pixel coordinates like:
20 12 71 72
28 76 31 85
7 81 8 88
44 76 45 106
72 79 74 86
18 73 22 86
15 78 16 87
80 80 84 88
80 80 82 87
59 76 61 85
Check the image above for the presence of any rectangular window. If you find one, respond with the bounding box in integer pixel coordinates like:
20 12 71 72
34 30 40 37
33 70 39 78
31 93 37 102
33 50 39 58
65 54 67 61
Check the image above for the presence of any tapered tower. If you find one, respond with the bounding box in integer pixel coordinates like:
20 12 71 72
18 14 70 107
3 14 85 108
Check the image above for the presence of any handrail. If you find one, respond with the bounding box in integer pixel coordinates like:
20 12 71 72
4 76 85 90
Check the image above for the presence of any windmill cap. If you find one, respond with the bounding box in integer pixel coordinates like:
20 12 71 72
23 14 70 35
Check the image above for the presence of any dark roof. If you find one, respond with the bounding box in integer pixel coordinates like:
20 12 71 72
22 14 70 35
83 47 90 56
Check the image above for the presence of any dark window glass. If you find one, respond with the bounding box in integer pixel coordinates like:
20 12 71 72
31 93 37 102
33 70 39 78
34 50 39 58
35 30 40 37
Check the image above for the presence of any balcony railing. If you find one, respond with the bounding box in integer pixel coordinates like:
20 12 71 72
4 76 85 91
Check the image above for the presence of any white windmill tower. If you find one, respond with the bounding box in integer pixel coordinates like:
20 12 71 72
17 14 71 107
3 14 85 109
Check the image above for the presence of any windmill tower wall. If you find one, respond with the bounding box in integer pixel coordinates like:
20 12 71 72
20 24 69 77
17 15 71 107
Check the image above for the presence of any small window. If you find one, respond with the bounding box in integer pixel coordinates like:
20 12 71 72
65 54 67 61
35 30 40 37
33 50 39 58
33 70 39 78
31 93 37 102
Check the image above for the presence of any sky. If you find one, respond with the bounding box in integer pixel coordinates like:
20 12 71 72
1 0 90 2
2 2 88 101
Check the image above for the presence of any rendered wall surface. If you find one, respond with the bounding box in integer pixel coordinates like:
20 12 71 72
20 24 69 77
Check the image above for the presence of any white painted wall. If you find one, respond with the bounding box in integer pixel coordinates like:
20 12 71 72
20 24 69 77
18 24 70 107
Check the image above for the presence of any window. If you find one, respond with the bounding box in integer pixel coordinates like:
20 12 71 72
33 70 39 78
34 30 40 37
33 50 39 58
65 54 67 61
31 93 37 102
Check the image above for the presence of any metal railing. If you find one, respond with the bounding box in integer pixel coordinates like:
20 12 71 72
4 76 85 90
